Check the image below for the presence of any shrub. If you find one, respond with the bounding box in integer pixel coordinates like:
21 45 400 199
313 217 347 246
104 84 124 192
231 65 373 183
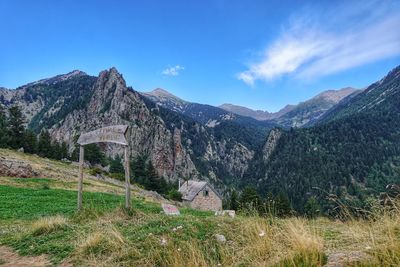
167 189 182 201
89 167 103 176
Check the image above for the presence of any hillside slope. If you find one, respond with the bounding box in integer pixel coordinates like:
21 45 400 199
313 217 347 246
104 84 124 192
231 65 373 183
0 152 399 266
0 68 271 189
246 66 400 213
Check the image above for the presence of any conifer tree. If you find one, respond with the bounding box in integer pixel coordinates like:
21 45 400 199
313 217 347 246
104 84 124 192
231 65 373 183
84 144 105 165
304 196 321 218
239 186 261 213
275 192 292 217
0 105 8 148
60 142 69 159
7 105 25 149
229 190 239 211
23 129 37 153
38 130 52 157
110 155 124 174
131 154 147 184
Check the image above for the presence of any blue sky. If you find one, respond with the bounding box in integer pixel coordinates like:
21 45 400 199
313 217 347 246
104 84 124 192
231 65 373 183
1 0 399 112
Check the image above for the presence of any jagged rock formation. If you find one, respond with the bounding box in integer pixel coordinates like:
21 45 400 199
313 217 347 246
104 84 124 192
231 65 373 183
262 128 282 162
0 68 266 187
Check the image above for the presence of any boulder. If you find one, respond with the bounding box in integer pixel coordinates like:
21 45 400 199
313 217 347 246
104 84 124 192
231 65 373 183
0 158 39 178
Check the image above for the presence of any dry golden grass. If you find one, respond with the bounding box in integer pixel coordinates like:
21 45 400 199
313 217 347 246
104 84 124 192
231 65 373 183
76 226 126 257
31 215 68 235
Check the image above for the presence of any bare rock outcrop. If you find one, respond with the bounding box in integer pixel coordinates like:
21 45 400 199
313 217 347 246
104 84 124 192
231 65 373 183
0 157 39 178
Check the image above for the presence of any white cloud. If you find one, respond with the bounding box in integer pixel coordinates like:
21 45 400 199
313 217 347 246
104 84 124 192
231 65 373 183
238 1 400 85
162 65 185 76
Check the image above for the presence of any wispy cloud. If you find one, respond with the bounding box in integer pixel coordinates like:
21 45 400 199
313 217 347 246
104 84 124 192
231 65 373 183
162 65 185 76
238 1 400 85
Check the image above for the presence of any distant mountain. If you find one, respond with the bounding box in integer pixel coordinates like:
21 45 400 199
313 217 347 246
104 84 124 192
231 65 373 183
219 104 274 120
142 88 187 113
141 88 275 132
245 65 400 214
219 103 296 121
219 88 359 128
319 67 400 123
274 87 359 127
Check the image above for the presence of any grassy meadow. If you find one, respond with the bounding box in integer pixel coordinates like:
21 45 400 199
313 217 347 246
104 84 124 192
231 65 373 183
0 150 399 266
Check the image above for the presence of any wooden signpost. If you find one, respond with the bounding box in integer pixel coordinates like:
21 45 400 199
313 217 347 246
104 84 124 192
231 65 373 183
76 125 131 210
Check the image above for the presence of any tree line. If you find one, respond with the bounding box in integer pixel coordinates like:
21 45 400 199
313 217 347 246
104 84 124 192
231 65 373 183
0 105 68 159
226 186 321 219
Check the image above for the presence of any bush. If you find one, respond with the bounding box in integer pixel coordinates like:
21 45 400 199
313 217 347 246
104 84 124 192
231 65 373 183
167 189 182 201
89 167 103 176
109 173 125 181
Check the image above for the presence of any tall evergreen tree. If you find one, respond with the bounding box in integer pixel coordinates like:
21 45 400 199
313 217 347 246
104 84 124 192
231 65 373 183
84 144 106 165
0 105 8 148
239 186 262 213
51 141 63 160
145 161 167 194
23 129 37 154
131 154 147 184
304 196 321 218
7 105 25 149
110 155 124 174
60 141 69 159
275 192 292 217
37 130 52 157
229 190 239 211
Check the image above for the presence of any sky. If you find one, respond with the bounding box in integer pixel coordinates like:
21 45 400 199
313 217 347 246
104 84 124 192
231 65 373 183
1 0 399 112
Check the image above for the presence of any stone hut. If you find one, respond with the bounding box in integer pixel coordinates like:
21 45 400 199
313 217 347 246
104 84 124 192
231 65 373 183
179 180 222 211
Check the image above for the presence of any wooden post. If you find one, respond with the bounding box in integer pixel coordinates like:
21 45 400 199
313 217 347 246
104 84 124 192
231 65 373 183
124 145 131 208
77 145 84 210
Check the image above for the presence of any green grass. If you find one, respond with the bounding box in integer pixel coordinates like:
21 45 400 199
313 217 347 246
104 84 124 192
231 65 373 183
0 185 161 221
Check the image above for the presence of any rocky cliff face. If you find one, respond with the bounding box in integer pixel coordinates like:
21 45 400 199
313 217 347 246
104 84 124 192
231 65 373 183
1 68 260 187
49 68 199 180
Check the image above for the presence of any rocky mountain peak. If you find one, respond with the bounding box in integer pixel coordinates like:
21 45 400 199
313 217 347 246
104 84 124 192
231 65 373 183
314 87 358 103
22 70 87 88
145 88 185 102
98 67 125 85
87 68 129 113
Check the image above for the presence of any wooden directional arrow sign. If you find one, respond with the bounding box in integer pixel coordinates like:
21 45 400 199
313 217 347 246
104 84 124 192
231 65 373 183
76 125 131 210
77 125 128 146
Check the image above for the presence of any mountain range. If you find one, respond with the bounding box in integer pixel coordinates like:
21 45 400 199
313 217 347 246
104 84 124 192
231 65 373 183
1 65 399 214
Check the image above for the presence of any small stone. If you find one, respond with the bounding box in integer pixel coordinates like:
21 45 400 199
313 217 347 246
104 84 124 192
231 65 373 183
160 237 167 246
259 231 265 237
215 234 226 243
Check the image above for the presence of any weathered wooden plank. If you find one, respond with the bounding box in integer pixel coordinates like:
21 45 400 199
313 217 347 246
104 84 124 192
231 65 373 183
77 145 84 210
124 146 131 208
77 125 128 145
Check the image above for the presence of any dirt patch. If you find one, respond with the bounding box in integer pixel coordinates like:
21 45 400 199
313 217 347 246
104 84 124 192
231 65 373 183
0 246 50 267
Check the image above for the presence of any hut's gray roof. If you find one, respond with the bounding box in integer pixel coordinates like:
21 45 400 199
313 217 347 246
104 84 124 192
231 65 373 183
179 180 221 201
